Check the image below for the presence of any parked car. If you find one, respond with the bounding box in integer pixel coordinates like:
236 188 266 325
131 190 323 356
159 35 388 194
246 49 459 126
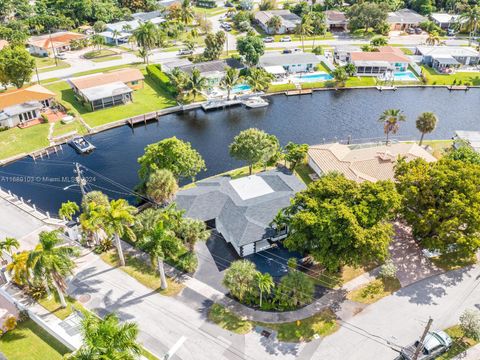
400 331 452 360
221 23 232 31
56 53 66 60
282 49 293 54
415 27 422 34
263 37 274 43
280 36 291 42
178 49 193 55
406 27 415 34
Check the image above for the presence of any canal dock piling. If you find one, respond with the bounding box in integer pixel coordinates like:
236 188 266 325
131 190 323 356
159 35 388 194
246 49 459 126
30 145 63 161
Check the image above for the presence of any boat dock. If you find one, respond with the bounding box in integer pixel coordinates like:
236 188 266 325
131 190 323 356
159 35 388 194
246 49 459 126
376 86 397 91
30 145 64 161
127 112 160 127
285 89 313 96
201 99 243 111
448 85 469 91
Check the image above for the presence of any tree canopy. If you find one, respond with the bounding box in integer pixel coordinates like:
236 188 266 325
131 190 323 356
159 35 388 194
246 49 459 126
0 45 34 88
237 35 265 66
346 2 389 32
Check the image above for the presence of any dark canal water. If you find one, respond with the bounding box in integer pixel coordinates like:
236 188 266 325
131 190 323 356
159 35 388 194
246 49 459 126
1 88 479 214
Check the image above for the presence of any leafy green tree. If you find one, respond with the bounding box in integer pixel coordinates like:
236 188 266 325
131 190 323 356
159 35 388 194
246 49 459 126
237 35 265 66
176 218 210 252
259 0 275 10
275 271 314 309
332 66 349 87
410 0 435 15
180 0 195 25
346 2 389 32
395 157 480 257
283 173 400 272
266 15 282 34
416 112 438 146
445 146 480 165
59 201 80 221
291 1 309 17
245 67 274 92
6 251 29 286
0 46 34 88
229 128 279 175
134 205 184 241
370 35 387 46
426 30 440 45
284 142 308 170
220 67 241 100
203 31 225 61
90 34 105 50
223 260 257 302
146 169 179 206
80 191 109 245
256 272 274 307
459 5 479 42
73 313 141 360
27 231 79 308
378 109 406 144
138 137 206 182
344 63 357 77
460 309 480 341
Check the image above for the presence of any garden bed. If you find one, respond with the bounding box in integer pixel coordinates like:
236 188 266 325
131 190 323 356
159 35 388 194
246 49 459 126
437 325 478 359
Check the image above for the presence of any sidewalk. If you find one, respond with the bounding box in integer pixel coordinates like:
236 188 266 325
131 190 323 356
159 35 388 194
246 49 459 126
453 344 480 360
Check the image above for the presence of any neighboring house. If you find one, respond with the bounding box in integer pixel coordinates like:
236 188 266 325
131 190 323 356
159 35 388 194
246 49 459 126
176 169 306 256
430 13 461 30
453 130 480 153
254 10 301 35
175 58 244 87
68 68 144 111
325 10 348 31
28 31 86 57
333 45 361 64
0 85 55 128
349 46 411 76
0 40 9 51
308 142 437 183
259 52 320 73
387 9 425 31
415 46 479 71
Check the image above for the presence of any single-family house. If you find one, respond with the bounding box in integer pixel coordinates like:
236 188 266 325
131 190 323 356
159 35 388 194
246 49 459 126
254 10 301 34
175 58 244 87
349 46 411 76
387 9 425 31
176 169 306 256
28 31 86 57
415 46 479 71
308 142 437 183
430 13 461 30
325 10 348 31
453 130 480 153
68 68 144 111
333 45 361 64
259 52 320 73
0 85 56 128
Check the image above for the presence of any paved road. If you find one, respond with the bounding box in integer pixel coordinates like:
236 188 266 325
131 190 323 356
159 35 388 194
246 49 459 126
313 264 480 360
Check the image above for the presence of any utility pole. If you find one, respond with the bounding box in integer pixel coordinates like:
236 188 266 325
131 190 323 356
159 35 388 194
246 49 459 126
49 30 58 66
74 163 87 196
412 317 433 360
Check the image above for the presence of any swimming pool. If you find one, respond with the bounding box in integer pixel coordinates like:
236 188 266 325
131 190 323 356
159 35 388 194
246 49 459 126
293 72 333 82
394 71 418 81
232 84 251 93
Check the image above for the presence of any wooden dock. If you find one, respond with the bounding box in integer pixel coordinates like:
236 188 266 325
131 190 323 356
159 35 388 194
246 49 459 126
285 89 313 96
127 112 160 127
30 145 64 161
448 85 469 91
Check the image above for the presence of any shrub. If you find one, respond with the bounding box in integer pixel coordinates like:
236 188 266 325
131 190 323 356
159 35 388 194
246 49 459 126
26 284 47 300
94 238 113 254
2 315 17 332
146 64 177 96
460 308 480 341
361 281 383 299
312 46 323 55
67 110 76 117
40 113 49 123
176 252 198 273
379 260 397 279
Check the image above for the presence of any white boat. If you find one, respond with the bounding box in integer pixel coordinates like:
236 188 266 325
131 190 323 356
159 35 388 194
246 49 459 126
243 96 269 108
68 136 96 154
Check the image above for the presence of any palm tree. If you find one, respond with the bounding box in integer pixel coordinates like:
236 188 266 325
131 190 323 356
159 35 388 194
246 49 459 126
266 15 282 34
133 21 158 64
416 112 438 146
90 34 105 51
111 29 121 46
177 218 210 252
426 30 440 46
220 67 241 100
182 68 207 101
295 16 313 51
0 237 19 258
74 313 141 360
378 109 406 144
95 199 137 267
27 231 79 308
80 192 109 246
6 251 29 286
59 201 79 221
181 0 195 25
256 272 274 307
459 5 479 45
332 67 348 88
146 169 179 206
138 221 181 289
245 68 274 92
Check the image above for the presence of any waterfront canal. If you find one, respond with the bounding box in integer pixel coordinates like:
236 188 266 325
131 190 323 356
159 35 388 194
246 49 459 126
1 88 479 213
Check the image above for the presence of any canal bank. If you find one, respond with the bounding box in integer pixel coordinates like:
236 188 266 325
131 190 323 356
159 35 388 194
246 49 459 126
0 87 479 213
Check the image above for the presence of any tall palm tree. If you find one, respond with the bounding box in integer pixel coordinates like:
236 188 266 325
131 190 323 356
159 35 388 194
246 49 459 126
220 67 241 100
266 15 282 34
378 109 406 144
245 68 274 92
90 34 105 51
183 68 207 101
27 231 79 308
133 21 158 64
256 272 274 307
6 251 29 286
0 237 19 258
74 313 141 360
59 201 79 221
138 221 181 289
459 5 479 44
181 0 195 25
416 112 438 146
111 29 121 46
94 199 137 267
310 11 326 51
146 169 179 206
426 30 440 46
295 16 313 51
177 218 210 252
332 67 348 88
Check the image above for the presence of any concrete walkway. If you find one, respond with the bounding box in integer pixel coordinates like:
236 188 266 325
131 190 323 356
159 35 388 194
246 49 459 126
453 343 480 359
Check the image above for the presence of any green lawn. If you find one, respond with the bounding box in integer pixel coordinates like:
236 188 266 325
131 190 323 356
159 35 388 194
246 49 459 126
52 119 88 138
294 162 314 185
345 76 377 87
37 293 86 320
347 277 401 304
438 325 478 359
46 74 177 128
34 57 71 73
208 304 253 334
0 124 50 161
0 319 71 360
91 55 122 63
84 49 117 59
193 6 229 16
37 61 70 74
267 83 297 93
422 66 480 86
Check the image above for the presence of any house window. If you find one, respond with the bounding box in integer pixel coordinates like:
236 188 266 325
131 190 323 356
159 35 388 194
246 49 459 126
131 80 139 85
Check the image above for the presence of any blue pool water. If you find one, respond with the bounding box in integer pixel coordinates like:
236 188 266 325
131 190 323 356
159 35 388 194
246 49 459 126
232 84 251 93
294 72 334 82
394 71 418 81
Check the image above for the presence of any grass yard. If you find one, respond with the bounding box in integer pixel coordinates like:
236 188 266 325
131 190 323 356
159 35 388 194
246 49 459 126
347 277 401 304
100 250 185 297
0 124 50 160
34 57 71 73
84 49 117 59
0 319 71 360
437 325 478 360
294 162 314 185
51 119 88 138
71 63 145 78
422 66 480 86
193 6 229 16
46 74 177 128
37 293 86 320
431 252 477 272
345 76 377 87
400 47 414 55
267 83 297 93
208 304 253 334
91 55 122 63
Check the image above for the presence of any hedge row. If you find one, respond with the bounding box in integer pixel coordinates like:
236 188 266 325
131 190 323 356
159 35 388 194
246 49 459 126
146 64 177 96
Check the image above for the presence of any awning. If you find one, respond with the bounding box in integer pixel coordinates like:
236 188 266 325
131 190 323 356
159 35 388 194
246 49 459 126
432 55 459 65
264 65 286 75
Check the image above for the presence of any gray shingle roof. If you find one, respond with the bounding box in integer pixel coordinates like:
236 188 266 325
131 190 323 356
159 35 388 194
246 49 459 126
175 169 306 248
177 59 244 76
259 52 320 67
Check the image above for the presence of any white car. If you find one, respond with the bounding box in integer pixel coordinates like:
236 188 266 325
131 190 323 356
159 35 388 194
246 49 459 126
56 53 67 60
280 36 292 42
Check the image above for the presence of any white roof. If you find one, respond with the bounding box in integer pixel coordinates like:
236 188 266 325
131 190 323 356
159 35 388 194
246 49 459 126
106 20 140 33
430 13 461 24
455 130 480 152
4 101 42 116
80 81 132 101
259 52 320 67
98 31 130 39
264 65 286 74
229 176 274 200
416 46 479 58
